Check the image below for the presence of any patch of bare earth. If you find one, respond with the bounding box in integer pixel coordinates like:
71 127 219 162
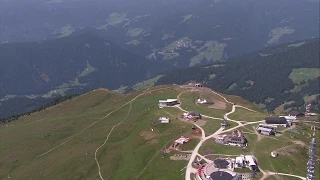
139 131 157 140
252 126 263 141
148 139 159 144
208 100 226 110
277 146 298 156
170 153 191 161
293 140 306 147
195 120 206 126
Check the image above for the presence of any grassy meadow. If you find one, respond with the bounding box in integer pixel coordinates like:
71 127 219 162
1 85 316 179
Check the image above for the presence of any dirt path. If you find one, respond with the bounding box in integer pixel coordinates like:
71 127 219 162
177 90 188 103
36 87 168 158
279 124 296 134
95 101 132 180
23 118 45 125
252 126 263 142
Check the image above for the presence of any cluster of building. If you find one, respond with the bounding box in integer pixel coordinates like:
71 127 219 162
216 130 247 147
233 155 257 171
256 110 311 136
195 155 258 180
183 111 202 121
196 98 208 104
175 39 191 48
169 136 191 152
256 113 299 136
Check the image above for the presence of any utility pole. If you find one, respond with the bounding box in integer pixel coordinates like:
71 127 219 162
9 154 13 163
88 133 92 143
40 129 44 138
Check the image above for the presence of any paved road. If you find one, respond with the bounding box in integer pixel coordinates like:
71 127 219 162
177 88 305 180
269 172 306 180
182 90 265 180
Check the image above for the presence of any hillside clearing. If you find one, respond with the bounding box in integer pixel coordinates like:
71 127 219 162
289 68 320 84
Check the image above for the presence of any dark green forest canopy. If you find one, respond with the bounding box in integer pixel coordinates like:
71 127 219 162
0 33 168 97
155 39 320 112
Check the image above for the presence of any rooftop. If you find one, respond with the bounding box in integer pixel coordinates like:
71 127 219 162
210 171 233 180
189 111 201 116
265 117 288 124
289 110 304 116
257 127 273 132
159 99 178 103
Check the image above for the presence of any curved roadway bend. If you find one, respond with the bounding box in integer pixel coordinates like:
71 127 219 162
270 172 306 180
182 90 266 180
182 89 305 180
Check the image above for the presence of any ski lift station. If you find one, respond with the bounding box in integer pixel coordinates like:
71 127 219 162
158 99 178 108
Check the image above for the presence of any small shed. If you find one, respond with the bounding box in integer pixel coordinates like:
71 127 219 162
271 151 278 157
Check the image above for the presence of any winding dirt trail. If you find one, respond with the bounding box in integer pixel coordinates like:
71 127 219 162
36 87 169 158
95 101 132 180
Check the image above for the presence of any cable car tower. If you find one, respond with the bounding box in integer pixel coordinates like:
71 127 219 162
305 103 311 117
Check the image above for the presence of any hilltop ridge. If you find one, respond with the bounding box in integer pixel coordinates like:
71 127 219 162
1 84 318 179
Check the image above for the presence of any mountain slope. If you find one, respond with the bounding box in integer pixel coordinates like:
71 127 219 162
0 33 168 97
1 85 318 179
131 39 320 112
1 0 319 67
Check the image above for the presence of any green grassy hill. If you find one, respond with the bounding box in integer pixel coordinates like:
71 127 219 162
1 85 318 179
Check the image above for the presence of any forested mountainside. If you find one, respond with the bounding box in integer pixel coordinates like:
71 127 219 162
0 33 168 98
131 39 320 113
1 0 319 67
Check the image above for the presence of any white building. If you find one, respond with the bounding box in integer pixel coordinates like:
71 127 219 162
234 155 257 168
256 127 275 136
174 136 190 144
158 99 178 108
197 99 207 104
279 116 296 120
271 151 278 157
159 117 170 124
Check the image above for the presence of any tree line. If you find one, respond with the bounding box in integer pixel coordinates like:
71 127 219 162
0 94 79 124
155 38 320 112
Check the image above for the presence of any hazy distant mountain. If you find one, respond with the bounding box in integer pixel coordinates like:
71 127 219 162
0 33 168 98
1 0 319 67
